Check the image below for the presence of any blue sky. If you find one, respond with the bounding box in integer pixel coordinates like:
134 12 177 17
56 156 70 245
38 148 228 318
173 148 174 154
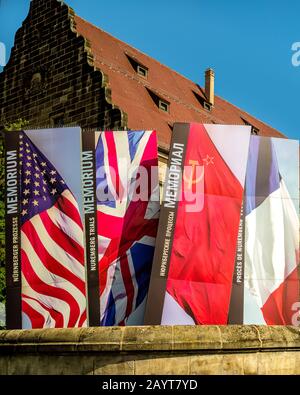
0 0 299 140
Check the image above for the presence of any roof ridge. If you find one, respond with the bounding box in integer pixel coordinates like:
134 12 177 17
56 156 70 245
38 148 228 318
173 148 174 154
74 15 204 89
92 56 227 123
216 94 285 137
73 15 286 139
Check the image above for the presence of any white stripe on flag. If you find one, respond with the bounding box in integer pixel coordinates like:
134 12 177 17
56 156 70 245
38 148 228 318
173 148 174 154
127 250 138 316
100 257 117 320
21 231 86 326
22 295 56 328
244 181 299 308
30 214 85 281
144 184 160 220
111 261 127 324
113 131 131 192
99 133 127 217
47 204 84 247
22 273 70 328
62 189 82 214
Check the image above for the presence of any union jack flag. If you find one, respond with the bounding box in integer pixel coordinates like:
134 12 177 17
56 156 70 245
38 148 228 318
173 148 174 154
95 130 159 326
20 132 87 328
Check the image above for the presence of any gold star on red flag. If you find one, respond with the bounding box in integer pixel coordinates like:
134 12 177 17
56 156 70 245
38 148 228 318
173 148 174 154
203 155 214 166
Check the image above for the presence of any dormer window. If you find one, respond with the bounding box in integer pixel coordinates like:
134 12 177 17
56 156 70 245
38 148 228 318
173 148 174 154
167 122 174 132
241 117 259 135
126 53 148 79
192 90 212 112
203 101 212 112
147 88 170 113
137 64 148 78
158 99 169 112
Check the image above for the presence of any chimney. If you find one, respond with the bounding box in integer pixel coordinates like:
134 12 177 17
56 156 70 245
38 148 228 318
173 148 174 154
205 68 215 106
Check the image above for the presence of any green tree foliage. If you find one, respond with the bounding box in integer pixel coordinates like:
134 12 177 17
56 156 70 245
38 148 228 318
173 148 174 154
0 119 29 306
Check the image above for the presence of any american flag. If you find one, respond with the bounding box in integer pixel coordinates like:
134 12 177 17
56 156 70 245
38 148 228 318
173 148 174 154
20 132 87 328
95 130 159 326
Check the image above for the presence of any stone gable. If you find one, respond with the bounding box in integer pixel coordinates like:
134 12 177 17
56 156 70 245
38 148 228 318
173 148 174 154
0 0 126 130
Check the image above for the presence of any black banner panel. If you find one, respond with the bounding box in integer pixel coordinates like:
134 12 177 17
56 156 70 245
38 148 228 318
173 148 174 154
5 131 21 329
81 130 100 327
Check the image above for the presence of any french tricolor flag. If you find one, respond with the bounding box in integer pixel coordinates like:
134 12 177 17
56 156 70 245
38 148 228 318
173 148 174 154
244 135 299 325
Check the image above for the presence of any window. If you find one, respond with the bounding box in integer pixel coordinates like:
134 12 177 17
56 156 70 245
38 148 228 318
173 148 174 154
192 90 212 111
158 99 169 112
203 101 212 112
126 53 148 79
147 88 170 113
137 64 148 78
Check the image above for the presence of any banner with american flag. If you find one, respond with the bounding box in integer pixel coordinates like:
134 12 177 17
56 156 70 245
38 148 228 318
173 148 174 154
5 128 87 329
82 130 159 326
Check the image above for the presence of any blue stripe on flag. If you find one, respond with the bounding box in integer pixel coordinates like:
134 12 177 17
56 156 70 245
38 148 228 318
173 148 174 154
101 242 154 326
101 291 116 326
130 242 154 307
245 136 281 216
96 134 116 208
127 131 145 162
245 136 260 216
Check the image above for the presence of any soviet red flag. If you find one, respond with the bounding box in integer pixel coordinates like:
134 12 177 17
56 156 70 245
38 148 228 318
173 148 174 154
164 123 248 324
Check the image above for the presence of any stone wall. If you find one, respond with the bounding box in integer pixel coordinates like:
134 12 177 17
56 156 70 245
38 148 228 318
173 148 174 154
0 0 126 130
0 325 299 375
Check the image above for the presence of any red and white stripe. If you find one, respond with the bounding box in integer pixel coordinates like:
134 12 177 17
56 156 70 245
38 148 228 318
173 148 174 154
244 180 299 324
21 189 87 328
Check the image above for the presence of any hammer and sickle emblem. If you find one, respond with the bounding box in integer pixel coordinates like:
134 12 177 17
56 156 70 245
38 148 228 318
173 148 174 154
183 160 204 189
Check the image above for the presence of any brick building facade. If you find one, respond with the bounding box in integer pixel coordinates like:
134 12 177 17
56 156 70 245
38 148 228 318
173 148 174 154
0 0 126 132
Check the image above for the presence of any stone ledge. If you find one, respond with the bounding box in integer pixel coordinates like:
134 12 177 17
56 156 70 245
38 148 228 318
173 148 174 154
0 325 299 354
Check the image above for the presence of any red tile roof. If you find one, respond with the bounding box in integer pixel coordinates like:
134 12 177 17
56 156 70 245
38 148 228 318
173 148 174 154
74 15 285 150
